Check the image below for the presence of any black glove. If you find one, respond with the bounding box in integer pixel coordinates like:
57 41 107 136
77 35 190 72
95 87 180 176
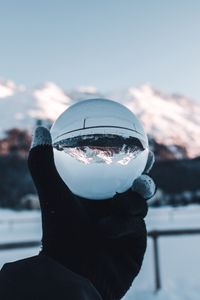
28 126 156 300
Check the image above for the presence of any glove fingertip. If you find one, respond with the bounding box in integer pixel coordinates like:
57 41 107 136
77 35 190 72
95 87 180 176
31 126 52 149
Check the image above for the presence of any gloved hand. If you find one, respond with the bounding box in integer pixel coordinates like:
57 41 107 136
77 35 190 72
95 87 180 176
28 126 156 300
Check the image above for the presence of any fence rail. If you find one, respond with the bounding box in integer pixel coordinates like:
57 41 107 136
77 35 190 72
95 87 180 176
0 228 200 292
0 241 41 250
0 218 40 224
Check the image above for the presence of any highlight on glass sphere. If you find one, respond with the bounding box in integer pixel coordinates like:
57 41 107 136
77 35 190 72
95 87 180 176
50 98 149 200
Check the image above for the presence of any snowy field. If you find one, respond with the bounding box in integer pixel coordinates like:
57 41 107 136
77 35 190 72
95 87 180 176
0 206 200 300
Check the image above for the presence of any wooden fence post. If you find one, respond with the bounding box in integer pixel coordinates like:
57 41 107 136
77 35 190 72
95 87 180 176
153 233 161 292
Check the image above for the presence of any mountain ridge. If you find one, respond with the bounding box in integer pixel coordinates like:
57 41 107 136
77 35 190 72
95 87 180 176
0 79 199 159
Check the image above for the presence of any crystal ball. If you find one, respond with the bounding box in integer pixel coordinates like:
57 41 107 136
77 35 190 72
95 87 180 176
50 98 149 200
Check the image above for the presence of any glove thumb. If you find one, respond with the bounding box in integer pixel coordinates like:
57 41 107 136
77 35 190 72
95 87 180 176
132 175 156 200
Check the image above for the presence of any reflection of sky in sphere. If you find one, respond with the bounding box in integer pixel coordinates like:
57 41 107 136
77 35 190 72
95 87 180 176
53 133 147 200
53 144 148 200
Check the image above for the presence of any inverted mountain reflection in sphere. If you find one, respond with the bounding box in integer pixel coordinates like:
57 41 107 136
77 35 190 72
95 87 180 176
50 98 149 200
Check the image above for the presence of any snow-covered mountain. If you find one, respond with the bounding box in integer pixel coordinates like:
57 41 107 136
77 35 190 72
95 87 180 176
0 79 26 98
0 81 71 134
0 79 200 159
120 85 200 159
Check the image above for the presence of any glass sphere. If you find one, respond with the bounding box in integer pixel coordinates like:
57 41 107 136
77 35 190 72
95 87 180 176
50 98 149 200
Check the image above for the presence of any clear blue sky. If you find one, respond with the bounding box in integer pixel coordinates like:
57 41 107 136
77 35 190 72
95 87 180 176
1 0 200 100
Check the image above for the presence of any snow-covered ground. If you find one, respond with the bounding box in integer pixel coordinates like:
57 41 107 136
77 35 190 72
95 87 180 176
124 206 200 299
0 206 200 299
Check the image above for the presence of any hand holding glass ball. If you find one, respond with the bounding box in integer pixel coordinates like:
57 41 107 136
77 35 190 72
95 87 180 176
28 98 156 300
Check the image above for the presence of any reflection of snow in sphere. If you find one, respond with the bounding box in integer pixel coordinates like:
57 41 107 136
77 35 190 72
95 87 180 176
50 98 149 200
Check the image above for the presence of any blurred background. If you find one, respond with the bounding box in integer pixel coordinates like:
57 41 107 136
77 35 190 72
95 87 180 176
0 1 200 299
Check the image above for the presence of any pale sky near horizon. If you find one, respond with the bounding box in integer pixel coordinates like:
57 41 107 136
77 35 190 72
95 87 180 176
1 0 200 100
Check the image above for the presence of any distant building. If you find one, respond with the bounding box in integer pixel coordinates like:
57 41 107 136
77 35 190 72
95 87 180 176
20 194 40 210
